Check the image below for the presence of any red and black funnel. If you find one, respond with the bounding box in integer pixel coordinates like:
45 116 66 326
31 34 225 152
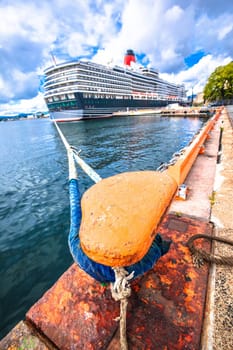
124 49 136 66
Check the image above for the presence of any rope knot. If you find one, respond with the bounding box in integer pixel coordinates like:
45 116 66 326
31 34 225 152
111 267 134 350
111 267 134 301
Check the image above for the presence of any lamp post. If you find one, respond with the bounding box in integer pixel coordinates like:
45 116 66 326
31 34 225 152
191 86 193 106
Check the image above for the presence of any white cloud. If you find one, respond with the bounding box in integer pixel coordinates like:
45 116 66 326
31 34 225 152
0 3 57 44
218 24 233 40
161 54 232 95
165 5 184 21
0 93 47 115
0 0 233 113
96 1 196 73
195 12 233 54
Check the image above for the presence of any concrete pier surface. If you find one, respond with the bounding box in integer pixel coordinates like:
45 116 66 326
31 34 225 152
0 107 232 349
206 106 233 350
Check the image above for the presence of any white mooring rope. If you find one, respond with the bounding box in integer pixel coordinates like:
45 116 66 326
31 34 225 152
53 119 134 349
111 268 134 350
52 119 102 183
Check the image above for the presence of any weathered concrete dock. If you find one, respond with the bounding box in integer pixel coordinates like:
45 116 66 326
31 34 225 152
113 106 211 118
0 107 232 349
206 106 233 350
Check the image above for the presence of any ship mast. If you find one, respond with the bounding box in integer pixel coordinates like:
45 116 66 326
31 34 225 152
50 51 57 66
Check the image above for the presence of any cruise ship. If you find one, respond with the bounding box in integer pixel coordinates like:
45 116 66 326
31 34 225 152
43 50 187 122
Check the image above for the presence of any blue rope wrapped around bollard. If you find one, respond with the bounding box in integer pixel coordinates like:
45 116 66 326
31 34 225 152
68 178 171 283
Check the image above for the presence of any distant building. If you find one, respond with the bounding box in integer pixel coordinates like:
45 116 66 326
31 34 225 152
193 92 204 105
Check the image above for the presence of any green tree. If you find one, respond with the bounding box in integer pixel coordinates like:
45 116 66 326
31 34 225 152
203 61 233 103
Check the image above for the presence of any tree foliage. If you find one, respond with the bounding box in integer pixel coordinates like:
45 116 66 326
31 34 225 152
203 61 233 102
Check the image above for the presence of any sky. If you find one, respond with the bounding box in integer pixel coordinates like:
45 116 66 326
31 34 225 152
0 0 233 115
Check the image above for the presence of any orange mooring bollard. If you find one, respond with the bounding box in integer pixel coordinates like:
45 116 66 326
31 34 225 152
80 171 177 266
79 110 221 268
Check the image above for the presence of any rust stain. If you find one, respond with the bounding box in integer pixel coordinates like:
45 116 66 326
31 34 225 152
122 214 212 350
27 214 212 349
26 265 119 350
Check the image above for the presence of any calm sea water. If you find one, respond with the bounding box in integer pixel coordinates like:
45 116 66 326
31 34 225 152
0 115 204 338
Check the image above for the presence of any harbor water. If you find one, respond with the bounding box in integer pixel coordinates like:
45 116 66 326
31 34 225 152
0 115 205 338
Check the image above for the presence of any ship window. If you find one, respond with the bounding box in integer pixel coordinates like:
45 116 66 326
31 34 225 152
53 96 60 101
67 93 75 99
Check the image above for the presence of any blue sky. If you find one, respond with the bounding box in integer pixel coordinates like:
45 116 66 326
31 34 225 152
0 0 233 114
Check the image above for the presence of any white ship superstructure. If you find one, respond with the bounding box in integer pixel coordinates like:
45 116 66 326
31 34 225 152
43 50 186 122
